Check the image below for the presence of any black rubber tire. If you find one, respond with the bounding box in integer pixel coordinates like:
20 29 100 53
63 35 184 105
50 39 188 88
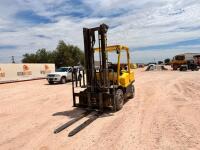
60 77 66 84
180 67 187 71
115 89 124 111
48 81 54 84
173 64 178 70
129 85 135 99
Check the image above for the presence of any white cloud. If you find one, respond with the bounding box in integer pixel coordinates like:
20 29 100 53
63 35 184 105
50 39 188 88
0 0 200 63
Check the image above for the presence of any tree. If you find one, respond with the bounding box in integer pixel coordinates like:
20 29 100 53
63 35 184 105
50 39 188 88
22 48 54 63
22 41 84 68
22 53 37 63
54 40 73 67
164 58 171 65
54 40 84 67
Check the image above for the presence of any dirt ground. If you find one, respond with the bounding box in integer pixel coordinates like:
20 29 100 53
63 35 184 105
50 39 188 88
0 68 200 150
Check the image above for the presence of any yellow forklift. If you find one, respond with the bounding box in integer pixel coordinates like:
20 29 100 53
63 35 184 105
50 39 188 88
72 44 135 111
72 24 135 111
54 24 135 136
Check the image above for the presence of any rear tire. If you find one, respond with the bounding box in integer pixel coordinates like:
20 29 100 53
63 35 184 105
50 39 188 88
60 77 66 84
115 89 124 111
180 66 187 71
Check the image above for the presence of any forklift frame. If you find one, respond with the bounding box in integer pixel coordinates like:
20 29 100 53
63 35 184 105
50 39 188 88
71 24 134 112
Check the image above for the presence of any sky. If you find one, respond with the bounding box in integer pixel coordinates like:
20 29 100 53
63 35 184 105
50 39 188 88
0 0 200 63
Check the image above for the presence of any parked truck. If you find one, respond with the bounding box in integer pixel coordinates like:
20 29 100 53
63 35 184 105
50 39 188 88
47 66 82 84
171 53 200 70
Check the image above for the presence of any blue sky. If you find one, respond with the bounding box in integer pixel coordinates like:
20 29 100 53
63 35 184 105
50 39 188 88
0 0 200 63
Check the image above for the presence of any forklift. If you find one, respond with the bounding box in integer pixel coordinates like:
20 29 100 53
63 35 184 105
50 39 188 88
54 24 135 136
72 24 135 111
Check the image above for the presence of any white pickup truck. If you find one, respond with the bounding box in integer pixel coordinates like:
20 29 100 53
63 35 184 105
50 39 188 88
47 66 82 84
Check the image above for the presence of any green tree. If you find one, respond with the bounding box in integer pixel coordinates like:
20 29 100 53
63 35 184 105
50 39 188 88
158 61 163 65
35 49 49 63
22 48 53 63
22 41 84 68
54 40 72 67
164 58 171 65
22 53 37 63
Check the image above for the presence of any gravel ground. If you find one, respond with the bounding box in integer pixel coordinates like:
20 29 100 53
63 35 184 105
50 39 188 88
0 69 200 150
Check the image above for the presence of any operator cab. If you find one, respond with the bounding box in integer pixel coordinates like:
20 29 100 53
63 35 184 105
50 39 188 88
174 55 185 61
94 45 134 87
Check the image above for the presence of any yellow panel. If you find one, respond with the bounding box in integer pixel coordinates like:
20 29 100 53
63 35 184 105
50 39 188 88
94 45 129 52
129 71 135 82
119 72 129 87
119 71 135 87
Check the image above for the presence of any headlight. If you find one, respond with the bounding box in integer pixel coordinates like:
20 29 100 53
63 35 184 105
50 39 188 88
55 74 60 77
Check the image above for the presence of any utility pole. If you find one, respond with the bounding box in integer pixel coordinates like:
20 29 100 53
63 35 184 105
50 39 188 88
11 56 15 63
154 58 156 64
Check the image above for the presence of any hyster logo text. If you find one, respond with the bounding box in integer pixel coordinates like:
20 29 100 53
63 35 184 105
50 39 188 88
17 65 32 76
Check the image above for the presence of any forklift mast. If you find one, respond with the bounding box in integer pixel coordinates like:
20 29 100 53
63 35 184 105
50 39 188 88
83 24 109 92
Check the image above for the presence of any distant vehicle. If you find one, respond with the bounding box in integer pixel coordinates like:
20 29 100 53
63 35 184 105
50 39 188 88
130 63 137 69
158 61 164 65
171 53 200 70
179 60 199 71
147 62 157 66
47 66 83 84
194 55 200 66
145 64 168 71
137 63 145 68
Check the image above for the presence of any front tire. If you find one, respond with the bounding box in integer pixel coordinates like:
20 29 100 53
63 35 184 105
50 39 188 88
48 81 54 84
173 64 178 70
115 89 124 111
60 77 66 84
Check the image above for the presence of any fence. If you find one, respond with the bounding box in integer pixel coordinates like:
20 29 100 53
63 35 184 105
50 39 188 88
0 63 55 83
